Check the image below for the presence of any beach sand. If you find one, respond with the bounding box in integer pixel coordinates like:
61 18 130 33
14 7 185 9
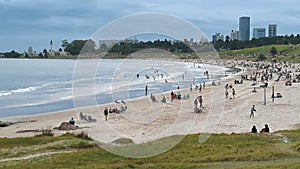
1 60 300 144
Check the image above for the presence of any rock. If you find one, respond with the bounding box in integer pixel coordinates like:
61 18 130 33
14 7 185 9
54 122 79 130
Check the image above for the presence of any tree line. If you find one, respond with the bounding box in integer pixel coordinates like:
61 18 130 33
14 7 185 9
1 34 300 58
213 34 300 51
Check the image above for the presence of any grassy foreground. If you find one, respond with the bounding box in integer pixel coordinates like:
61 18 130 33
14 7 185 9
0 130 299 169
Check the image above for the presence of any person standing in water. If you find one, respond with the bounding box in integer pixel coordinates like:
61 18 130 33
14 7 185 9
145 85 148 96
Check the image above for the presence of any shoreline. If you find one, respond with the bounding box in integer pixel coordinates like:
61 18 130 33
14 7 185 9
1 60 299 144
0 59 237 119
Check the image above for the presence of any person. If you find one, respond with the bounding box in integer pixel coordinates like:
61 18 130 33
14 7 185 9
199 84 202 92
198 95 203 108
194 97 198 107
225 89 229 99
260 124 270 133
79 112 88 121
252 87 257 93
150 93 157 102
232 88 236 98
190 83 192 92
250 105 256 118
171 91 176 101
145 85 148 96
69 117 75 125
161 95 166 103
251 125 258 133
104 107 109 121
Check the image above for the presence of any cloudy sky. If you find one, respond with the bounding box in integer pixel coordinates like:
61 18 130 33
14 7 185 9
1 0 300 53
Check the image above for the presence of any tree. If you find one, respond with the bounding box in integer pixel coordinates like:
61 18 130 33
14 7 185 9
98 43 109 52
64 40 87 55
28 47 33 55
25 52 30 59
61 39 69 51
257 54 266 61
4 50 21 58
38 52 43 58
270 46 278 59
43 49 49 58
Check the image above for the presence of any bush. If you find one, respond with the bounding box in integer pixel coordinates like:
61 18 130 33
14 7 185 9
257 54 267 61
41 128 54 136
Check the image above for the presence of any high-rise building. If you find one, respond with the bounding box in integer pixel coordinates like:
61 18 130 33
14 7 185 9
212 33 224 42
253 28 266 39
268 24 277 37
238 16 250 41
230 30 239 40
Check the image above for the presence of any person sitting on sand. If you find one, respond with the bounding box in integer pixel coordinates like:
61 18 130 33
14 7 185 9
79 112 88 121
171 91 176 101
251 125 258 133
260 124 270 133
150 93 157 102
161 96 167 103
69 117 75 125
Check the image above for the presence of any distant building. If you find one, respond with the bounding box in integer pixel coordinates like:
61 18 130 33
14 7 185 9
268 24 277 37
253 28 266 39
212 33 224 42
238 16 250 41
230 30 239 40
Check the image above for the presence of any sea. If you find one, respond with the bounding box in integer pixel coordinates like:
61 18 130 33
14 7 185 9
0 59 232 118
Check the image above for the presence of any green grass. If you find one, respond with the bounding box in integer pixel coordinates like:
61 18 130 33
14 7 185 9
219 45 300 63
0 130 299 168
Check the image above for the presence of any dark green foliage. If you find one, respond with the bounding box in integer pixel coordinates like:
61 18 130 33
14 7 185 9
257 54 267 61
213 34 300 51
3 50 21 58
270 46 278 58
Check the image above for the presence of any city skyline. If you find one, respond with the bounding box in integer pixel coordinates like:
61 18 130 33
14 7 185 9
1 0 300 53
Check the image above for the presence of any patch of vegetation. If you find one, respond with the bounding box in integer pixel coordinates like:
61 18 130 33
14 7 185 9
0 130 299 169
111 138 134 145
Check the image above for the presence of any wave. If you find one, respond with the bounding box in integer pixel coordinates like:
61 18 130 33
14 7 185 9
0 86 42 97
0 95 75 110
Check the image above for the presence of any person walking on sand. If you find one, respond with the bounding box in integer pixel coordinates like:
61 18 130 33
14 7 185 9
198 95 203 108
250 105 256 118
104 107 109 121
232 88 236 98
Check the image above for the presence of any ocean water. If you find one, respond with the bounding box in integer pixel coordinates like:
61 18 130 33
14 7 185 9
0 59 229 118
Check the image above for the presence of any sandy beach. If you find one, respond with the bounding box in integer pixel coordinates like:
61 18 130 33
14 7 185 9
1 60 300 144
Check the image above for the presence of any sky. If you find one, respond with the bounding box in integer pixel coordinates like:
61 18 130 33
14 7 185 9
1 0 300 53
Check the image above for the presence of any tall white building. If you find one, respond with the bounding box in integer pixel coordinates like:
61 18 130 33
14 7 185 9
253 28 266 39
268 24 277 37
212 33 224 42
230 30 239 40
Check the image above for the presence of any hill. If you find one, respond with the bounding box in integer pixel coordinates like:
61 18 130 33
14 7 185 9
219 45 300 62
